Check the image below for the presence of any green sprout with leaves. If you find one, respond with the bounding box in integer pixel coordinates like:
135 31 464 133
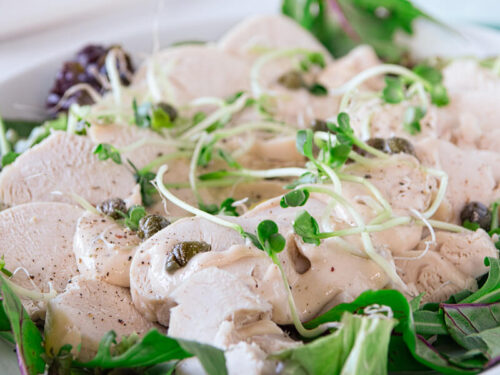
93 143 122 164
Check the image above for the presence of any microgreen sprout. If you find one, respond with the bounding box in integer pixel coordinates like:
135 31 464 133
93 143 122 164
382 76 405 104
403 106 425 135
249 219 335 338
200 198 239 217
117 205 147 231
128 160 157 207
1 152 19 168
133 99 176 131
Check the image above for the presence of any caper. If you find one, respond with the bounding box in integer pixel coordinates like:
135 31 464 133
165 241 211 273
97 198 127 219
386 137 416 157
460 202 492 231
156 102 178 122
366 138 390 153
278 70 305 90
137 214 170 239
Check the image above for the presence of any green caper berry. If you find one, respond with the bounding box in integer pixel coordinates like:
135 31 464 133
460 202 492 231
278 70 305 90
165 241 211 273
97 198 127 220
386 137 416 157
156 102 178 122
137 214 170 239
366 138 390 154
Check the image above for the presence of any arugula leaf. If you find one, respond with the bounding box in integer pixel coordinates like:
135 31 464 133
460 257 500 304
273 311 396 375
293 210 321 245
0 276 46 375
76 329 227 374
382 76 405 104
1 151 20 167
282 0 431 62
93 143 122 164
403 106 425 135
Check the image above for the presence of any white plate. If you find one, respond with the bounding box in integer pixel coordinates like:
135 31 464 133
0 5 499 375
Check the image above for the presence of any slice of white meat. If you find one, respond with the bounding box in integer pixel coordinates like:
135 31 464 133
319 45 383 93
436 59 500 151
415 138 500 223
396 229 498 302
44 276 156 362
132 45 251 107
73 212 140 287
88 124 181 171
131 195 390 326
129 217 248 324
0 202 82 319
169 267 282 346
219 14 328 58
0 131 137 207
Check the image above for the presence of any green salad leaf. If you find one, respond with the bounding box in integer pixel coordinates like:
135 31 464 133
0 277 46 375
273 311 396 375
282 0 431 62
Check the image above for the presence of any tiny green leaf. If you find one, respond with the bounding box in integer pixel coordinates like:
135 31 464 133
296 129 314 159
123 205 147 231
93 143 122 164
256 220 286 255
430 83 450 107
308 83 328 96
463 220 481 231
293 210 320 245
403 106 425 135
151 107 174 131
413 64 443 85
382 76 405 104
280 189 310 208
217 149 241 169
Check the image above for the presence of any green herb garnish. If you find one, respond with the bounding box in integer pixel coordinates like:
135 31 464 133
93 143 122 164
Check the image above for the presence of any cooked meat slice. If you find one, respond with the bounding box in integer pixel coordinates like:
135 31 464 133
436 59 500 151
130 217 246 324
319 45 383 92
219 14 328 58
0 132 137 207
131 196 390 326
0 202 82 319
132 45 251 106
168 267 273 344
73 211 140 287
415 138 500 223
88 124 179 170
396 230 498 302
44 276 156 362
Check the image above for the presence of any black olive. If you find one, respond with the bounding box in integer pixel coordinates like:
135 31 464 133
386 137 416 157
278 70 305 90
47 44 134 113
156 102 178 122
460 202 492 231
165 241 211 273
97 198 127 220
137 214 170 239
